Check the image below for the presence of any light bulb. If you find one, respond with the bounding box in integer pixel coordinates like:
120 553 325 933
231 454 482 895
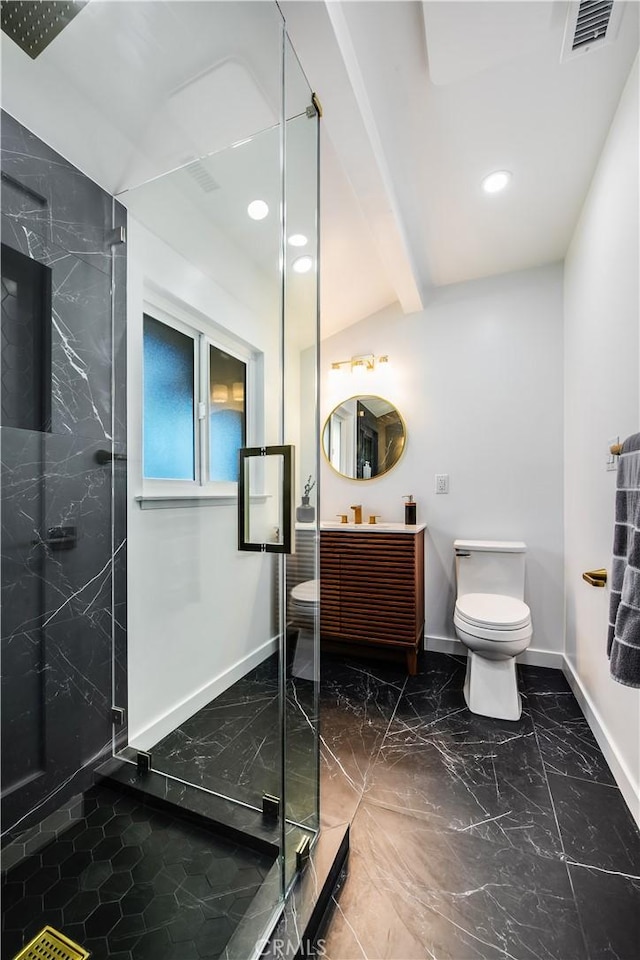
292 255 313 274
482 171 511 194
247 200 269 220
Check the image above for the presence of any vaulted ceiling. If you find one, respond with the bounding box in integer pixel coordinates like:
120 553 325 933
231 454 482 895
282 1 639 333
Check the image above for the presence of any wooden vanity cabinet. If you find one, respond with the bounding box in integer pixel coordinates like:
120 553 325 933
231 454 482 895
320 528 425 675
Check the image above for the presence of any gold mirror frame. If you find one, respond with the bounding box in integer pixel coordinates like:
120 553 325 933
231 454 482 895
322 395 406 481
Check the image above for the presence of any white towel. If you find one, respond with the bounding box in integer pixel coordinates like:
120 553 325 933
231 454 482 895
608 432 640 687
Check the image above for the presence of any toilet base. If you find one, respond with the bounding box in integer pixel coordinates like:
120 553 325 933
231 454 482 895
463 650 522 721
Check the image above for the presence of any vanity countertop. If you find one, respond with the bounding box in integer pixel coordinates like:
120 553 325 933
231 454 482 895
319 521 426 534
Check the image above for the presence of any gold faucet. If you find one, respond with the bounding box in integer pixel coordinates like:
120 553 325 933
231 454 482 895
350 504 363 524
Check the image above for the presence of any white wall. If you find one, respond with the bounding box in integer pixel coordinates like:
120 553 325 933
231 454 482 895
127 219 282 747
564 55 640 820
321 263 565 658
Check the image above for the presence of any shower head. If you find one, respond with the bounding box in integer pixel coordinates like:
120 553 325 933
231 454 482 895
1 1 89 60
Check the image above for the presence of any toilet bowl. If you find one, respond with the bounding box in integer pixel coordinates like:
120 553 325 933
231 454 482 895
289 578 319 630
287 579 319 679
290 580 320 619
453 541 532 721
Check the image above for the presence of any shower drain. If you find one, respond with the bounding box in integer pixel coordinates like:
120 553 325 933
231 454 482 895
12 926 89 960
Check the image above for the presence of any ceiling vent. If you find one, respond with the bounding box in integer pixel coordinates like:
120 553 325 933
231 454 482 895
184 162 220 195
561 1 624 61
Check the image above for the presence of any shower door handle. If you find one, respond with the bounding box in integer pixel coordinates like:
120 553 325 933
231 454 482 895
238 445 294 554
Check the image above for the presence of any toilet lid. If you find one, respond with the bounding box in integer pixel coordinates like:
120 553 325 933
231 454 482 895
455 593 530 630
291 579 320 604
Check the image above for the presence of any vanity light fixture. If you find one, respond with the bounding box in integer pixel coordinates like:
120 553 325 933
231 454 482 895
330 354 390 373
482 170 511 194
288 234 308 247
247 199 269 220
292 255 313 274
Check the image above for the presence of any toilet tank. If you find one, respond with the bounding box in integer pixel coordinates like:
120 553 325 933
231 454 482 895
454 540 527 600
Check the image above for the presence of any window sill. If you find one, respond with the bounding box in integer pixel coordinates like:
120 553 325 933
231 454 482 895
135 494 269 511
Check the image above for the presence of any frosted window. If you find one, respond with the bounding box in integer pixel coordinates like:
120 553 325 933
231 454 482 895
143 315 195 480
209 344 246 482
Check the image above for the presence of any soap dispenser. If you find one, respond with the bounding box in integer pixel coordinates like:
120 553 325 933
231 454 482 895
403 495 417 525
363 461 372 479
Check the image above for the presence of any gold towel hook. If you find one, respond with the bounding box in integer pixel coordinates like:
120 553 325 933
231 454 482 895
610 442 623 456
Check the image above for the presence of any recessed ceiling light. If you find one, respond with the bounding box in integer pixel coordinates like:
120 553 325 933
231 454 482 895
247 199 269 220
288 234 308 247
292 255 313 274
482 170 511 194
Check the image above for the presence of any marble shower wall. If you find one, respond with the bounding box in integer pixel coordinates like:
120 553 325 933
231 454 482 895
0 111 127 838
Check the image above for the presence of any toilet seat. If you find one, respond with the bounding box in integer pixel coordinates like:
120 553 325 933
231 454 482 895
454 615 533 644
455 593 530 631
290 579 319 605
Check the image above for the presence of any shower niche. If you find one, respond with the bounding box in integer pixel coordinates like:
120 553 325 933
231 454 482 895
1 4 337 959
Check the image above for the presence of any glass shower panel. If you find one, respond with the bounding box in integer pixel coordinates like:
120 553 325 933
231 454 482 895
114 8 293 945
282 34 320 885
121 116 285 807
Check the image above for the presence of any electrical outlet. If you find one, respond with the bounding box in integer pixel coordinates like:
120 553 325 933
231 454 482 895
435 473 449 494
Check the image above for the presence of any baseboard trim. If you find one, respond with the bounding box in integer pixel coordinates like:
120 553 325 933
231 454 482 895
129 636 278 750
562 656 640 830
424 634 564 669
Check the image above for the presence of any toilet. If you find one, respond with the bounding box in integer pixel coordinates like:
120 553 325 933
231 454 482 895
289 578 320 631
453 540 533 721
287 579 319 679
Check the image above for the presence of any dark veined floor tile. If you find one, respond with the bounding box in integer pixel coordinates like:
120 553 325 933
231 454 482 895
323 801 587 960
548 773 640 874
529 691 616 785
569 863 640 960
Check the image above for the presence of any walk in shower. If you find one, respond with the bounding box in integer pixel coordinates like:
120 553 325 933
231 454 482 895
1 3 330 958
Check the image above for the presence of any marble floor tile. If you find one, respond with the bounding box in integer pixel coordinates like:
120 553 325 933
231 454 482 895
518 664 573 695
321 655 409 696
323 801 587 960
547 773 640 875
403 652 467 697
319 659 406 828
320 652 639 960
151 658 280 793
150 656 321 818
395 656 468 727
528 691 617 786
568 863 640 960
364 702 562 860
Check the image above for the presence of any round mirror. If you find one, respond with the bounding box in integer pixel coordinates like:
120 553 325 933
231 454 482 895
322 396 406 480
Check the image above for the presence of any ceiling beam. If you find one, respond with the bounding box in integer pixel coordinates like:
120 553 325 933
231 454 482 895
281 0 425 316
